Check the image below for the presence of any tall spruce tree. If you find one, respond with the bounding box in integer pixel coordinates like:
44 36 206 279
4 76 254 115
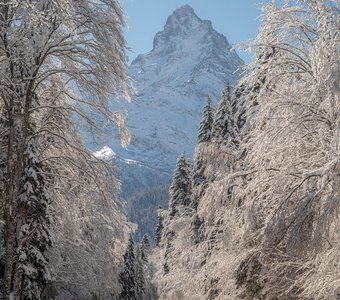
140 235 151 262
119 235 149 300
191 98 215 210
134 246 146 300
169 155 192 217
191 152 208 210
212 83 237 144
197 96 214 144
16 143 52 300
155 210 164 247
119 235 137 300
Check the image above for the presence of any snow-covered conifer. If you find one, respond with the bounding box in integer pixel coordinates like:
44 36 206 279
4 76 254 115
191 96 215 210
119 236 137 300
169 154 192 216
211 83 237 144
134 246 147 300
233 84 247 132
140 234 151 261
191 146 210 210
155 211 164 247
197 96 214 144
16 143 52 300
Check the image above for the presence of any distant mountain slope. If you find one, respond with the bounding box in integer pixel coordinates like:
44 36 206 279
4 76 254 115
112 4 243 170
102 5 244 240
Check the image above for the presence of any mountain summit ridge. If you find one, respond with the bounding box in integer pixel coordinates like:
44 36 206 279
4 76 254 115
122 5 242 169
110 5 243 170
157 4 209 41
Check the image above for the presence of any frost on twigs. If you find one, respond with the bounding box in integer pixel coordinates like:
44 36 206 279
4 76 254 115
0 0 131 299
152 1 340 299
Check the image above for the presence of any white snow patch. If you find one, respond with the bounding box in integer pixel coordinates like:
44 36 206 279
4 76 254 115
124 158 139 165
93 146 116 160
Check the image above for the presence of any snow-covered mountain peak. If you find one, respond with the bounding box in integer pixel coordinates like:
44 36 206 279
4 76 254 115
163 5 202 32
152 5 224 57
109 6 243 170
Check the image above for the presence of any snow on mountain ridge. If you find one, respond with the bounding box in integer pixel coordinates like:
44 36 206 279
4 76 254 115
110 5 243 170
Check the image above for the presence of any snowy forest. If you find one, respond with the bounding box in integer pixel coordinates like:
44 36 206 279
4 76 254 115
0 0 339 300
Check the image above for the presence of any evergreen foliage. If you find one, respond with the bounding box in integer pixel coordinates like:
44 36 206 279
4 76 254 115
197 96 214 144
134 247 146 300
155 211 164 247
211 83 237 144
233 84 247 131
119 235 149 300
17 144 52 300
119 236 137 300
140 235 151 261
191 97 215 210
191 147 210 210
169 154 192 216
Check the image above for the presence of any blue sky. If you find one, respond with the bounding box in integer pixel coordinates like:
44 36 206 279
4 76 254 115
122 0 266 63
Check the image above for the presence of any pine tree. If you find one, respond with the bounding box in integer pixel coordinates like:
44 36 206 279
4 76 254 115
140 235 151 262
155 211 164 247
134 247 146 300
16 143 52 300
191 97 215 210
169 155 192 217
197 96 214 144
191 148 210 210
119 235 137 300
211 83 237 144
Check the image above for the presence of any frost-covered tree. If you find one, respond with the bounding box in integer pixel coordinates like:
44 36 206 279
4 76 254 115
119 235 150 300
119 236 137 300
140 234 151 262
155 210 164 247
0 1 129 299
238 0 340 298
191 146 210 210
151 2 340 299
232 85 248 132
39 95 131 299
197 96 214 144
134 246 146 300
192 98 215 209
169 155 192 216
16 143 52 300
211 83 237 144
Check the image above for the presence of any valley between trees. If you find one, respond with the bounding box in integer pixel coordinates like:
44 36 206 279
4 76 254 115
1 0 340 300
